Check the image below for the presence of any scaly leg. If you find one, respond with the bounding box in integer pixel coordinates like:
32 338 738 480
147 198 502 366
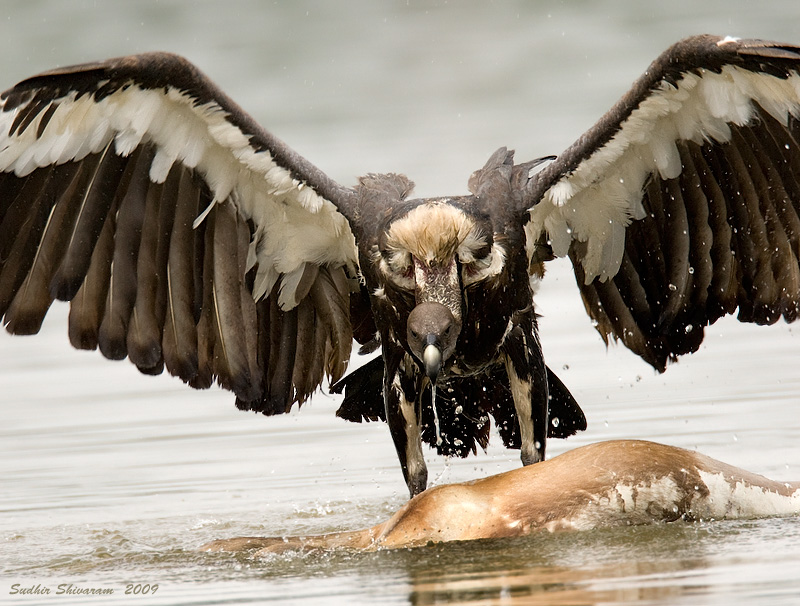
384 352 428 496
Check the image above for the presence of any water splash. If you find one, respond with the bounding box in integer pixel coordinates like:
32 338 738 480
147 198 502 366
431 383 442 447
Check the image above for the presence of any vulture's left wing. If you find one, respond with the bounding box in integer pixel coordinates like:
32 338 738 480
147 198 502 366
0 53 361 413
524 35 800 370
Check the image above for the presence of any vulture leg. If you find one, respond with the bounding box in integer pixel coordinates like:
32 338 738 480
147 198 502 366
383 346 427 497
502 311 549 466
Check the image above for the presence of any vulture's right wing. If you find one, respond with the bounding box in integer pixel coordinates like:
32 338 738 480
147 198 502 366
0 52 362 414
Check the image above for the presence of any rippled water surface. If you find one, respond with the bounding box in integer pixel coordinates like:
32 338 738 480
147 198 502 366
2 2 800 604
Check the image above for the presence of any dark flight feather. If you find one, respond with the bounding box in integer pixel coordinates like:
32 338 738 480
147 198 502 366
208 200 259 402
51 142 128 302
1 165 74 332
97 145 155 360
126 178 166 372
67 185 117 350
162 166 201 382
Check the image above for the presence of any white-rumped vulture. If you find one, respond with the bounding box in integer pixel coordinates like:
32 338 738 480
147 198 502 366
1 35 800 496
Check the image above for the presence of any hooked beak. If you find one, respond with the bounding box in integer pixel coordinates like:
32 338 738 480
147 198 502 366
422 337 442 382
407 301 458 384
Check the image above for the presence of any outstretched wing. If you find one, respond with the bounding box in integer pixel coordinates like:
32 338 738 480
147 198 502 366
524 35 800 370
0 52 360 413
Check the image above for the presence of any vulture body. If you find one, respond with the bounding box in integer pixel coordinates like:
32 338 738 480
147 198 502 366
1 35 800 496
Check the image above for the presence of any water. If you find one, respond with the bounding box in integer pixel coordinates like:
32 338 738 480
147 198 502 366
2 1 800 604
431 384 442 447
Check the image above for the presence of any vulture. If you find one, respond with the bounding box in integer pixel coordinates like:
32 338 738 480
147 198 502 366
1 35 800 497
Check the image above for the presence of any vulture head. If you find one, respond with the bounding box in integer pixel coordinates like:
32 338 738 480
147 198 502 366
349 150 552 386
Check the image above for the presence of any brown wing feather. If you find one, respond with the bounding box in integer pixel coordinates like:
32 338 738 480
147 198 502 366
162 166 201 382
573 109 800 370
524 36 800 370
97 145 154 360
1 165 75 333
0 53 359 412
52 143 129 301
68 188 117 350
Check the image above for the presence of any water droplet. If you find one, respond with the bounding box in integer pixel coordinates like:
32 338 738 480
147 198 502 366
688 266 694 274
669 283 677 291
685 324 693 333
562 364 570 370
551 417 560 427
431 384 442 447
